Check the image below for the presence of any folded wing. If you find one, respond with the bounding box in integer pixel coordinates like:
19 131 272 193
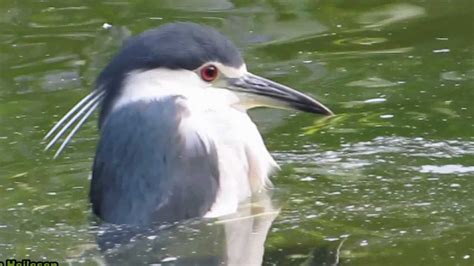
90 96 220 225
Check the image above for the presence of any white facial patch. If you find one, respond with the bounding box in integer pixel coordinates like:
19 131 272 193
112 64 248 112
113 68 210 111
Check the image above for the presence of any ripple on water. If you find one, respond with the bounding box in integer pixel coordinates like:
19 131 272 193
346 77 404 88
419 164 474 174
357 3 426 28
274 136 474 178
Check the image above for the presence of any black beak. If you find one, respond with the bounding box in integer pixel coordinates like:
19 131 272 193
228 73 333 115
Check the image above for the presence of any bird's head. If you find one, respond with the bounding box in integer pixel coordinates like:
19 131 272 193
44 22 333 158
97 22 333 126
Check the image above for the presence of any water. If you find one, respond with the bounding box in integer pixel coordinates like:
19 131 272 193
1 0 473 265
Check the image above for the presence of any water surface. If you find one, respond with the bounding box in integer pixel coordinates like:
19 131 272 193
0 0 473 265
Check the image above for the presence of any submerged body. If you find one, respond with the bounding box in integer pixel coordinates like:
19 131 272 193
92 88 276 225
44 22 332 226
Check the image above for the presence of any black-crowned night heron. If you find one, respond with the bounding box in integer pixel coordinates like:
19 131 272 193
45 22 333 226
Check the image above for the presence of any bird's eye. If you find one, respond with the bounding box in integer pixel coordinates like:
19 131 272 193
200 65 219 82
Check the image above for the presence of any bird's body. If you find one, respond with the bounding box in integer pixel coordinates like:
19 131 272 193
45 22 332 226
92 71 277 224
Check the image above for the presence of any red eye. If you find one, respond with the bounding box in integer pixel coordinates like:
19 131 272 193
200 65 219 82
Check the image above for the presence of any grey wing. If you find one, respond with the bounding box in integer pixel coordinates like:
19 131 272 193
90 97 220 225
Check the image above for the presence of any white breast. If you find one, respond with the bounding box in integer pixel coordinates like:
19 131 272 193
201 106 278 218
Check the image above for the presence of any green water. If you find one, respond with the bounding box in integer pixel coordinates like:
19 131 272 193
0 0 473 265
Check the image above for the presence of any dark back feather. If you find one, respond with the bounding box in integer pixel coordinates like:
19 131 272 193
90 97 220 225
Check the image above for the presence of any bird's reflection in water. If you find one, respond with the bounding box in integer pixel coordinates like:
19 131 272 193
92 191 279 265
